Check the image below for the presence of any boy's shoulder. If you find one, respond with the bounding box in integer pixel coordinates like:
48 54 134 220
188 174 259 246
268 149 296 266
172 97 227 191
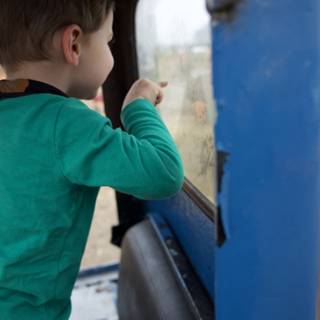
50 95 112 134
28 93 102 119
13 93 110 133
38 94 89 110
51 95 106 119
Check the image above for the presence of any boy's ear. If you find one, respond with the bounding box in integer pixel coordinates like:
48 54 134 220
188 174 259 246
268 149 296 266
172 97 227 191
61 25 83 66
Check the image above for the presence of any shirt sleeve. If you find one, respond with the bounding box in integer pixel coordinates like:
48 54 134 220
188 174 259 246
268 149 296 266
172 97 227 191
54 98 184 200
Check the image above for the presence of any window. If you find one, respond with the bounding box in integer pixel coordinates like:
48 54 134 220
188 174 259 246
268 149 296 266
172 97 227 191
81 186 120 268
136 0 216 203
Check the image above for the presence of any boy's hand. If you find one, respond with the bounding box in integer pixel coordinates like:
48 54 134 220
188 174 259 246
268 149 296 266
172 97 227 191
122 79 168 110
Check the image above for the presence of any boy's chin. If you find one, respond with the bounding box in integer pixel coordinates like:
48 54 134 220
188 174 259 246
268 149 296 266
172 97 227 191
73 89 98 101
83 93 97 100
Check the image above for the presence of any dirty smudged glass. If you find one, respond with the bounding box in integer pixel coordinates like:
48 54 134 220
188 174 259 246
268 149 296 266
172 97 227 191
136 0 216 203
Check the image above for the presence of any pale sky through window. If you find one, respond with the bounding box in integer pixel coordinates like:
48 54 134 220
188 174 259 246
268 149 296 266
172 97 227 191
154 0 210 46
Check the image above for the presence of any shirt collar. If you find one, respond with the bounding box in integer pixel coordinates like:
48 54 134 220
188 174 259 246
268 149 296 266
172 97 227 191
0 79 68 99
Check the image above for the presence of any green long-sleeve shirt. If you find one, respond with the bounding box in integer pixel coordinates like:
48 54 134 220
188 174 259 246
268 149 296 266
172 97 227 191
0 79 184 319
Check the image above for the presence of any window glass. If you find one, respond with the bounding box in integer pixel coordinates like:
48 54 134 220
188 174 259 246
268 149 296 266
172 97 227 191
0 66 5 80
136 0 216 203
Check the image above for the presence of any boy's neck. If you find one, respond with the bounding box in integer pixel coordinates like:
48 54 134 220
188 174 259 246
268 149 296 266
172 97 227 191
6 61 72 96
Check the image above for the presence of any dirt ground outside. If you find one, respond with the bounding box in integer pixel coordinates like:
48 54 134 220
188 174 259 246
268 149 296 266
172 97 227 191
80 187 120 269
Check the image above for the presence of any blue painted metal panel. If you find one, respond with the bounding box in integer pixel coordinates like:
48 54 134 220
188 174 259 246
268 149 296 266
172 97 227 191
146 192 215 302
214 1 320 319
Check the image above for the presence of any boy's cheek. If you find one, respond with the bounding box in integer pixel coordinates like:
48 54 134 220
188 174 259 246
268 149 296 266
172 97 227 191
106 52 115 73
103 56 114 81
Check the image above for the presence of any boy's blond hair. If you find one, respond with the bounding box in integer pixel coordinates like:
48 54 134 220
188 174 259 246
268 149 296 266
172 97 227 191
0 0 115 72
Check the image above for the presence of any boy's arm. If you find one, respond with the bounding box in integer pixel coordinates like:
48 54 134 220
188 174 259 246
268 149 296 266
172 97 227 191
54 98 184 200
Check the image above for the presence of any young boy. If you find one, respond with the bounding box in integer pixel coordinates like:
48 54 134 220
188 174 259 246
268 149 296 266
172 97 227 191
0 1 184 319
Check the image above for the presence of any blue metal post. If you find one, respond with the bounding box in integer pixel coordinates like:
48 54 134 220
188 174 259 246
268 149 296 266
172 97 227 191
213 1 320 319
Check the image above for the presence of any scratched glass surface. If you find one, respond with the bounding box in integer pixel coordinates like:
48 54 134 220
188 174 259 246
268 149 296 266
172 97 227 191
136 0 216 203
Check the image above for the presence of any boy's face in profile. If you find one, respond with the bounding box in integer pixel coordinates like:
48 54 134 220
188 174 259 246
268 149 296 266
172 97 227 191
63 10 115 99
